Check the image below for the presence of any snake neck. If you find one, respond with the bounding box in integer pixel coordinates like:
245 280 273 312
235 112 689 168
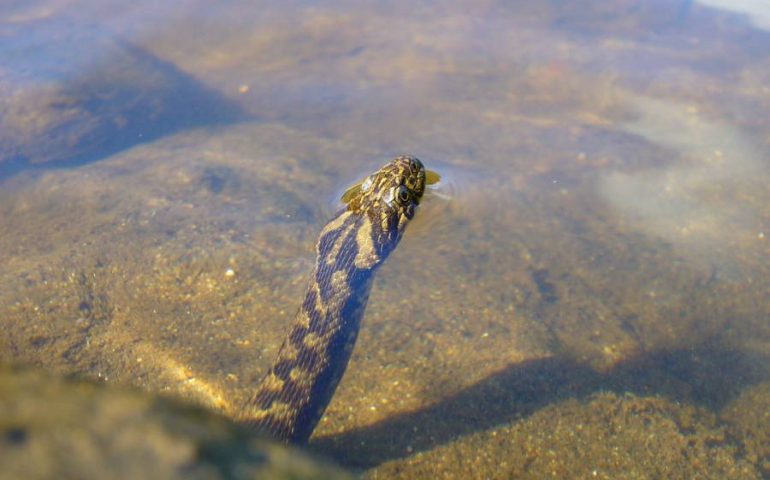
242 208 399 442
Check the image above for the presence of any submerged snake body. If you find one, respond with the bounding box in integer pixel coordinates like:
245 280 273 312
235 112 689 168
242 156 426 443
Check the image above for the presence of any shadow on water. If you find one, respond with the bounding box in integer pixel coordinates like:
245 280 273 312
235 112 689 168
0 37 250 181
312 338 768 469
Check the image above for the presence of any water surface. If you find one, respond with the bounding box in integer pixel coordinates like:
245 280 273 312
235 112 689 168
1 1 768 478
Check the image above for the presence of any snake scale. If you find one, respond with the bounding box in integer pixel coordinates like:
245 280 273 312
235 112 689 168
241 155 428 443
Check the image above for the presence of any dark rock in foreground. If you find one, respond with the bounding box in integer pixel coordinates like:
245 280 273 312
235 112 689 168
0 365 350 480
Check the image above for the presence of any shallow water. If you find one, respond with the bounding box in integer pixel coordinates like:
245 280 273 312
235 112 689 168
1 1 769 478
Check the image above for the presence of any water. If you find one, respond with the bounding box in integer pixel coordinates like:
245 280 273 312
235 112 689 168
1 1 768 478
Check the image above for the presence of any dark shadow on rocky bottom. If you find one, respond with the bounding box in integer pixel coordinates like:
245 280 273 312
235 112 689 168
311 338 768 469
1 23 250 181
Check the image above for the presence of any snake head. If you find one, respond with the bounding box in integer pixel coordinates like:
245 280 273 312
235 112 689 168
343 156 427 233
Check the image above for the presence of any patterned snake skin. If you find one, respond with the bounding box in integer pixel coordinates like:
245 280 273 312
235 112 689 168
241 155 427 443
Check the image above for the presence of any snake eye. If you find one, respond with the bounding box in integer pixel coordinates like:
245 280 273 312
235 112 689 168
396 185 411 204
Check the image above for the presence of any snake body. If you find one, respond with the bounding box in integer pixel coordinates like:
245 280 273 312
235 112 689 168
242 156 427 443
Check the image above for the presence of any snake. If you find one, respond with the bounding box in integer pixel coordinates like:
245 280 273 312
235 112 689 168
240 155 435 443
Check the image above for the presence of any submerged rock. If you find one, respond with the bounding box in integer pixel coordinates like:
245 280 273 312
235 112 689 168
0 364 350 480
0 17 246 179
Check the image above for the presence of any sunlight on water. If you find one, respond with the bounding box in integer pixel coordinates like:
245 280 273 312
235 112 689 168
696 0 770 30
601 95 768 280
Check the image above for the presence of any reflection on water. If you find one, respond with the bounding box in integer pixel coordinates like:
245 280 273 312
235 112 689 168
1 1 769 478
601 95 768 280
696 0 770 30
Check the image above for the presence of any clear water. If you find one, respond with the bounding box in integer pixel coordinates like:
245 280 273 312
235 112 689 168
1 1 768 477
